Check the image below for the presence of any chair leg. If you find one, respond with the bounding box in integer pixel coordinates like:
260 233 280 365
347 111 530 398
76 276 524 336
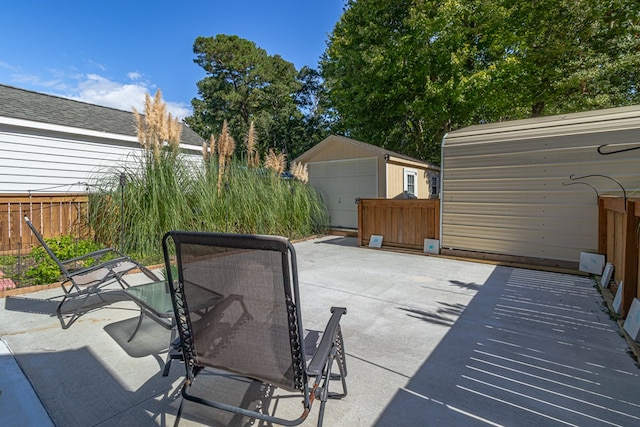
128 310 145 342
163 330 182 377
174 394 186 427
57 292 90 329
317 401 326 427
330 349 348 399
56 286 103 329
328 329 348 400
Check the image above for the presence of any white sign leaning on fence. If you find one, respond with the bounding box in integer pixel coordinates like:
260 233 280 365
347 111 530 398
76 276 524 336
613 281 624 314
579 252 605 275
369 235 383 248
423 239 440 255
623 298 640 341
600 262 614 288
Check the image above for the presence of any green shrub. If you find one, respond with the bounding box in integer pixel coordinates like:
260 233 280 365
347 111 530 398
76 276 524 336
0 255 18 283
25 236 103 285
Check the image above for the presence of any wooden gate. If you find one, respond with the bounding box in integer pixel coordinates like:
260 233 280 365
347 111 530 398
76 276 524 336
357 199 440 250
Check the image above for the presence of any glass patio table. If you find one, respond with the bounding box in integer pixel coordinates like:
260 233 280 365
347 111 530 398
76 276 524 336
124 280 223 376
124 281 174 333
124 280 180 376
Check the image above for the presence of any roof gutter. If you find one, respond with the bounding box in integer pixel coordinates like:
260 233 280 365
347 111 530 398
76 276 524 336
439 132 448 251
0 115 138 143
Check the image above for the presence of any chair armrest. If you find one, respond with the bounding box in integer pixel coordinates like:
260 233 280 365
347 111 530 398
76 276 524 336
307 306 347 376
61 248 122 265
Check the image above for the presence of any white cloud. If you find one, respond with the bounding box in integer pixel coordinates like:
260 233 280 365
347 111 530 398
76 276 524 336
11 73 66 90
165 100 192 120
87 59 107 72
72 73 148 112
0 60 20 72
68 73 191 120
3 64 192 120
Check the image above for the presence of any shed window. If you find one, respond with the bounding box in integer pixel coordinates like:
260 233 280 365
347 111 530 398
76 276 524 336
403 168 418 197
431 176 439 195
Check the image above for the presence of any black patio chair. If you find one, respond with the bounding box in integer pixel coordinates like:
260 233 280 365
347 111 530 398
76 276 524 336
24 216 160 329
162 231 347 426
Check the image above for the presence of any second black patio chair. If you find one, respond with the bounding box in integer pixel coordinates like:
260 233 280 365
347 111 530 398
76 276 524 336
24 216 160 328
163 231 347 426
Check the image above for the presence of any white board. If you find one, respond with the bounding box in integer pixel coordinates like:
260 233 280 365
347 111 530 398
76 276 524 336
600 262 614 288
369 235 383 248
623 298 640 341
613 281 624 314
579 252 605 275
423 239 440 255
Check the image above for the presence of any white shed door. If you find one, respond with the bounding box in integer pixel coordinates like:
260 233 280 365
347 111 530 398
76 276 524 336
308 158 378 228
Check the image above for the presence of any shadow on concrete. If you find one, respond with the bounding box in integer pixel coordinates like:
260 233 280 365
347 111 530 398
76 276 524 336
104 316 170 358
314 236 358 247
398 302 467 327
4 290 129 324
449 279 483 292
14 347 180 426
4 295 60 316
14 346 274 426
377 266 640 426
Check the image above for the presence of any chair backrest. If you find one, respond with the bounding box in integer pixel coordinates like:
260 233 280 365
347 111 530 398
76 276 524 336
24 216 70 276
163 231 307 392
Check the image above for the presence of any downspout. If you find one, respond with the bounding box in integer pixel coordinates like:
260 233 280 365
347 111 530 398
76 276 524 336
439 133 448 252
384 154 389 198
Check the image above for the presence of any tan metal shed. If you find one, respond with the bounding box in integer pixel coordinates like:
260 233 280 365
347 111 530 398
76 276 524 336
295 135 440 228
441 105 640 266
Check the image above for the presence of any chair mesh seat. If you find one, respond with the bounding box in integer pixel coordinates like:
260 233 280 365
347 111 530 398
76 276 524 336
180 243 302 391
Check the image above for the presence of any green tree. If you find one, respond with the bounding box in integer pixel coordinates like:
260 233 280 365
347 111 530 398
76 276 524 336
504 0 640 115
186 35 330 161
294 66 335 156
321 0 640 164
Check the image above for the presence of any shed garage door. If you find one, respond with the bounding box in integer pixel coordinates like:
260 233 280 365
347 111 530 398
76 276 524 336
308 158 378 228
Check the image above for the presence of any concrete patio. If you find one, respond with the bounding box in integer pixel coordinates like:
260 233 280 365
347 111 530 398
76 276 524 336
1 235 639 426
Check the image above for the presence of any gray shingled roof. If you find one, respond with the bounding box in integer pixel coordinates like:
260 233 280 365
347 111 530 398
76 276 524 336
0 84 203 146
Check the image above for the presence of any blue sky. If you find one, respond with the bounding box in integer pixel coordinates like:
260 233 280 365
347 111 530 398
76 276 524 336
0 0 345 119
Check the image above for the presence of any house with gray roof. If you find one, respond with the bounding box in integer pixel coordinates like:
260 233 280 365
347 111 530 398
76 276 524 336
0 84 203 193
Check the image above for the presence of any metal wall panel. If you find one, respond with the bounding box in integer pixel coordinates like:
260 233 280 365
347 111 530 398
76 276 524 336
442 105 640 263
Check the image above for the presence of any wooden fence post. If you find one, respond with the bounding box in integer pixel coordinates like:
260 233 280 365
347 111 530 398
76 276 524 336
598 197 607 254
357 198 363 247
621 200 640 317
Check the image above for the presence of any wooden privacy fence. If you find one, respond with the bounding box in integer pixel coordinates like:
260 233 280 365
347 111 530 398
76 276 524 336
0 193 89 254
598 195 640 318
357 198 440 250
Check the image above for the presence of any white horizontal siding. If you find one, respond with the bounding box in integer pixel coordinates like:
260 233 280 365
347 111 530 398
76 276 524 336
442 105 640 263
0 125 145 193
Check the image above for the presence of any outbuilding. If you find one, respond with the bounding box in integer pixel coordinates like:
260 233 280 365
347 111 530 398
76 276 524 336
441 105 640 267
294 135 440 229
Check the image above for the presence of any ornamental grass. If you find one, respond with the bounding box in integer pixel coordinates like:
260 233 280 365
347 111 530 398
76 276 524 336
87 91 327 260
